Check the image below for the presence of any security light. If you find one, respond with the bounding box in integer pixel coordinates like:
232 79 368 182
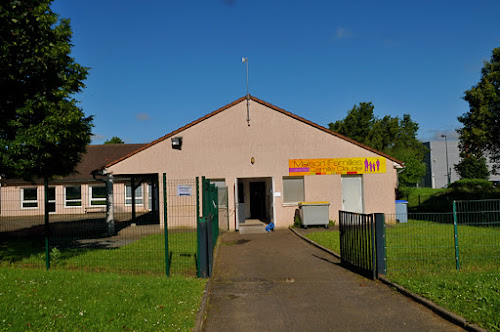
171 137 182 150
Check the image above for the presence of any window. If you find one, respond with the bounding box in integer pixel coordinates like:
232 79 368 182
65 186 82 207
48 187 56 213
210 179 227 208
21 188 38 209
90 186 107 206
125 184 143 205
282 177 304 204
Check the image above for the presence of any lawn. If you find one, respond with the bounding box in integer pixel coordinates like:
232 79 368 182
305 224 500 331
0 267 206 331
0 232 198 277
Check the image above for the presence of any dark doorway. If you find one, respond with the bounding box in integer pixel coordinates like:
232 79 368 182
250 182 266 220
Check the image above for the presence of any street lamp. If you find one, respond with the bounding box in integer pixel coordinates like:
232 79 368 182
441 134 450 186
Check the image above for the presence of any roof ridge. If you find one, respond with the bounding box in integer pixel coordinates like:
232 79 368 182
97 95 403 171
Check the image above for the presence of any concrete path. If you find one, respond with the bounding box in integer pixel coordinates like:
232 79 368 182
203 229 463 332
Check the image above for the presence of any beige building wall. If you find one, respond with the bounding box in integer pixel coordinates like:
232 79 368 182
106 98 400 230
0 182 150 217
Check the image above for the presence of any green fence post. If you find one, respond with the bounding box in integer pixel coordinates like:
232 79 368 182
452 201 460 271
196 177 201 278
163 173 170 277
44 178 50 270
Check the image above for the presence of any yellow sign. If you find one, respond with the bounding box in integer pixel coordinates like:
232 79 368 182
289 157 386 175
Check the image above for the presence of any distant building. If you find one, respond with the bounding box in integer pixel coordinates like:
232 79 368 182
421 141 500 188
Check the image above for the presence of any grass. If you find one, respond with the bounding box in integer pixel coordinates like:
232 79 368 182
398 187 447 210
0 232 198 277
305 223 500 331
390 271 500 331
0 267 206 331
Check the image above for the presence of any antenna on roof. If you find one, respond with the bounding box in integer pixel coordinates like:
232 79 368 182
242 57 250 126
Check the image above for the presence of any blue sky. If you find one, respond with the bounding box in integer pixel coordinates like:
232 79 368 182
52 0 500 144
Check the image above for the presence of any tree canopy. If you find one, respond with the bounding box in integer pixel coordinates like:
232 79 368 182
0 0 93 181
454 155 489 180
458 47 500 174
104 136 125 144
329 102 427 186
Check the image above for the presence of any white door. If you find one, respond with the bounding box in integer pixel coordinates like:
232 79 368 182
341 175 364 213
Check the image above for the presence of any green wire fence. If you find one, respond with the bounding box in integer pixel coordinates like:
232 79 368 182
385 200 500 275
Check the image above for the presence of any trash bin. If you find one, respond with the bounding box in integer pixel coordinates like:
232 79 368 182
298 201 330 228
395 200 408 223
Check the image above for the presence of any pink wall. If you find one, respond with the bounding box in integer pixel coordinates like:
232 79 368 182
0 182 151 217
107 99 400 229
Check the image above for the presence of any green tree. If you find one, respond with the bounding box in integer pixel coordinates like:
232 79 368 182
104 136 125 144
0 0 93 181
454 155 489 180
458 47 500 174
329 103 427 186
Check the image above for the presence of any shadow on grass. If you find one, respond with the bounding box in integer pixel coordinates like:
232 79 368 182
0 212 160 264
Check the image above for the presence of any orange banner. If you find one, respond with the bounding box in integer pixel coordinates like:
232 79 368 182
289 157 386 175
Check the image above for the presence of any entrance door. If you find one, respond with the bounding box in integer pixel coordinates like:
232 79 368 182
250 182 266 220
341 175 364 213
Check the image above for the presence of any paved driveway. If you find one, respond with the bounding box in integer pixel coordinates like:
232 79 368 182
203 229 463 332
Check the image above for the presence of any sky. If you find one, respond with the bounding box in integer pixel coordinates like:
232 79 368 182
51 0 500 144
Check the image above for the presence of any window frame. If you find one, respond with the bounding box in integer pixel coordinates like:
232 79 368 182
282 176 305 205
21 188 38 209
125 184 144 206
64 186 82 208
89 185 107 206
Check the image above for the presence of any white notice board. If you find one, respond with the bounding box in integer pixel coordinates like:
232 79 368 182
177 185 192 196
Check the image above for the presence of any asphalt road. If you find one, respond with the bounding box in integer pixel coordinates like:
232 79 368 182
203 229 463 332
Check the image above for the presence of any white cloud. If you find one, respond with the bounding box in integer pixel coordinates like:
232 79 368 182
136 113 151 121
420 129 459 142
91 133 106 144
334 27 352 40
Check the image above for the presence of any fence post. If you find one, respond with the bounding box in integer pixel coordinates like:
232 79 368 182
370 214 376 279
197 217 208 278
196 177 201 278
163 173 170 277
207 213 214 277
374 213 386 276
44 178 50 270
452 201 460 271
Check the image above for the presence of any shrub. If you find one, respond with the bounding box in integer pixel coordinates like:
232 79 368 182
294 215 301 227
448 179 493 192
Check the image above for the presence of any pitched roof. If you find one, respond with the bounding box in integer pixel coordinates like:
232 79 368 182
72 144 146 180
2 144 146 184
97 96 403 171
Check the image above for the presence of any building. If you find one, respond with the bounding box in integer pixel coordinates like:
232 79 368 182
93 96 403 230
0 144 156 218
421 140 500 188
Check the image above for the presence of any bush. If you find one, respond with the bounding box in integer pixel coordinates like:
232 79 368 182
448 179 493 192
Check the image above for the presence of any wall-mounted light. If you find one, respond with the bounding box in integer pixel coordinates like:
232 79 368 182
251 157 255 164
172 137 182 150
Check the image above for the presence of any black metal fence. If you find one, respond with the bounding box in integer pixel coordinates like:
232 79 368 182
339 211 385 279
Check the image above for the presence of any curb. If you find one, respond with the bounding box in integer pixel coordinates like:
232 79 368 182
289 227 487 332
193 234 223 332
289 227 341 260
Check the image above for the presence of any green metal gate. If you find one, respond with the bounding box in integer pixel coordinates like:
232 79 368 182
197 177 220 278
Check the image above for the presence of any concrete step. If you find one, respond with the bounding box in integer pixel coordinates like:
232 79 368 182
238 219 268 234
